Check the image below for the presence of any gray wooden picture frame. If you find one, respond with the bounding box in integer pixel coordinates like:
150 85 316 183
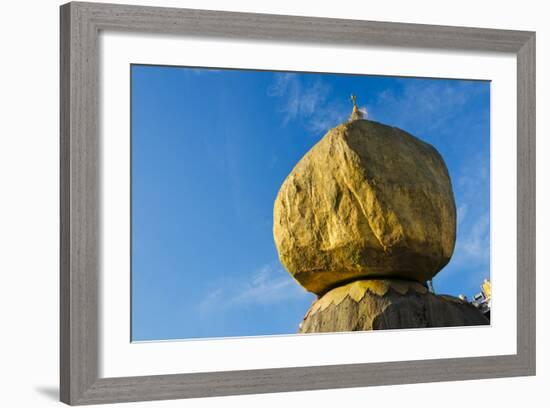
60 1 536 405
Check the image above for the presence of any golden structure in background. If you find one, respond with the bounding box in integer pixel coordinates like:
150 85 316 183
482 279 492 300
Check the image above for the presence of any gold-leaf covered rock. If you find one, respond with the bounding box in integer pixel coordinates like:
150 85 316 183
273 120 456 296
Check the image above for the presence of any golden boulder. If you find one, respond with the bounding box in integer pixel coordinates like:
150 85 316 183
273 120 456 296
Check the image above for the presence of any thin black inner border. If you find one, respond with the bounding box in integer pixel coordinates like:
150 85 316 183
129 62 492 343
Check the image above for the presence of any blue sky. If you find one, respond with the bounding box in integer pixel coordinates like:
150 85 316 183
131 65 490 341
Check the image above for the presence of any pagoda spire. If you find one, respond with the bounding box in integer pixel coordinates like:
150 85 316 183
349 94 364 121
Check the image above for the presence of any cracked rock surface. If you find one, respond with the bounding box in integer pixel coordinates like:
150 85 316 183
274 120 457 296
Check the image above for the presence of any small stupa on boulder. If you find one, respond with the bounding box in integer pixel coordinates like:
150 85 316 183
273 95 488 332
348 94 364 122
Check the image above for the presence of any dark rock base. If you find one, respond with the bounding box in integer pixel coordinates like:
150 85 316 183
299 279 489 333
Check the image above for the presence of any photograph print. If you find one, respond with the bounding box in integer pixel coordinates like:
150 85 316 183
130 65 491 342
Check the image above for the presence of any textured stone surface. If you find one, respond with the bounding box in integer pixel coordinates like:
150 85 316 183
273 120 456 295
299 279 489 333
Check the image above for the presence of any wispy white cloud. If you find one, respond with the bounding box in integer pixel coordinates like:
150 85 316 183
457 203 468 227
455 213 490 261
197 262 311 314
231 264 307 305
197 288 224 314
434 150 490 294
372 80 488 137
456 153 490 195
268 73 328 120
268 73 348 136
